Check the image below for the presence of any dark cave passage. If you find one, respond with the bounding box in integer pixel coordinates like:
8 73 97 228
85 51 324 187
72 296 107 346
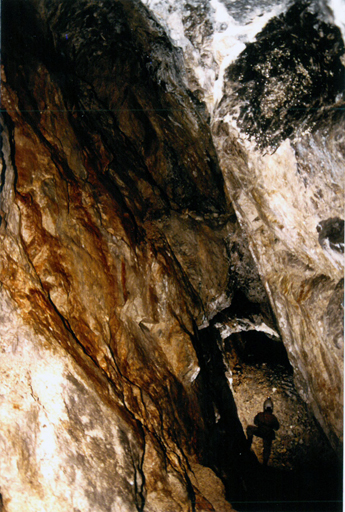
197 321 342 512
228 330 293 369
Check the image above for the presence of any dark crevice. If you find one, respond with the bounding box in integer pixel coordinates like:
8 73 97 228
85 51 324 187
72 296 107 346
0 119 7 198
228 331 293 370
0 113 17 195
191 322 251 500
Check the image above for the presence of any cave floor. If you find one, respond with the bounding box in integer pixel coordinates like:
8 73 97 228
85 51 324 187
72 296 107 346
227 357 343 512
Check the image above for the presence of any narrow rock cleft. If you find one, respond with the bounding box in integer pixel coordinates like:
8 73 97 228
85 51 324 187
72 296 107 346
0 0 343 511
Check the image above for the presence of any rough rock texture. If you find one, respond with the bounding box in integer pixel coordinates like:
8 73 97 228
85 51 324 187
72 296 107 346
213 3 345 453
145 0 344 455
0 0 250 510
0 0 344 510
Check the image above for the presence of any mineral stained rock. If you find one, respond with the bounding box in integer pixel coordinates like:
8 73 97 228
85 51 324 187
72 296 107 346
0 0 243 510
145 0 344 452
0 0 344 510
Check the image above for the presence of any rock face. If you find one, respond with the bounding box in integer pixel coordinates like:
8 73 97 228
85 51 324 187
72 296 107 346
214 3 344 453
145 0 344 451
0 0 343 510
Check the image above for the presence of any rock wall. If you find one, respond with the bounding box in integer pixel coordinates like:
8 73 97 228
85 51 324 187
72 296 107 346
214 2 344 453
145 0 344 454
0 0 251 510
0 0 343 510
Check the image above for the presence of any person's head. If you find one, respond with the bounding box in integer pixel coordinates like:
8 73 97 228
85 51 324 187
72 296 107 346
263 397 273 413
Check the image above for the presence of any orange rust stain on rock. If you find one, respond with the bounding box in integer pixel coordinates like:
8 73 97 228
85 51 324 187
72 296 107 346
296 281 312 304
194 492 216 512
22 287 68 343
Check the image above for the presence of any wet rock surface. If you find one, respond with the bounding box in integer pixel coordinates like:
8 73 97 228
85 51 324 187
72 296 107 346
1 0 248 510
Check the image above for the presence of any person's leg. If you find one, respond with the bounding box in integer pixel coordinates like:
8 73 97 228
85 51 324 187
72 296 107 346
263 438 272 465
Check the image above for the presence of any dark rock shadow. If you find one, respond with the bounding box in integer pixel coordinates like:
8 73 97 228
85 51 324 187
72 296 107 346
232 457 343 512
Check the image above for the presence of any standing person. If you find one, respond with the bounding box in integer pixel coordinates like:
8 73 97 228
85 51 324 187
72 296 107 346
246 397 280 466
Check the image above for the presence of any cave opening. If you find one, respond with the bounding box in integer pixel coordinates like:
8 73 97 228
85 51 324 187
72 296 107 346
227 330 293 369
196 318 342 511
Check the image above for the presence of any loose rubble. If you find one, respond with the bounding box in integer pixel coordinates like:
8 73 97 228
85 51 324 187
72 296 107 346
225 342 342 510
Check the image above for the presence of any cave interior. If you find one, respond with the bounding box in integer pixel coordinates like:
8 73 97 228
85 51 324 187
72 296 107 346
0 0 344 511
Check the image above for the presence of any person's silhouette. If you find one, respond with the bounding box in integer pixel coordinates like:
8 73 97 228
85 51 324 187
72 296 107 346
246 397 280 466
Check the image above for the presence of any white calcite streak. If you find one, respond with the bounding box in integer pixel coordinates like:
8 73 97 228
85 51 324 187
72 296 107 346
144 0 288 110
328 0 345 40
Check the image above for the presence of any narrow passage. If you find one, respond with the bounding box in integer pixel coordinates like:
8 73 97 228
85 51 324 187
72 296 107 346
224 332 342 512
